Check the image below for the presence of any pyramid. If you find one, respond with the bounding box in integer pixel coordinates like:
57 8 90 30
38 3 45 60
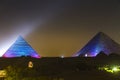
96 51 108 57
2 36 40 58
74 32 120 57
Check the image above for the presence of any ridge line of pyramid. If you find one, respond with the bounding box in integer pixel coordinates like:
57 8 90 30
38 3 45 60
95 32 109 37
97 32 120 45
17 35 26 40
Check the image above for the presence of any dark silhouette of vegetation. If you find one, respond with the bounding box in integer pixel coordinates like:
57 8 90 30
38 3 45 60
0 56 120 80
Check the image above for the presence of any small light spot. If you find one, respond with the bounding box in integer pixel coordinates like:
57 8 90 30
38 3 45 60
85 54 88 57
28 61 33 68
61 55 64 58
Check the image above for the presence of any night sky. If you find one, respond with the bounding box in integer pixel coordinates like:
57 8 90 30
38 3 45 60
0 0 120 57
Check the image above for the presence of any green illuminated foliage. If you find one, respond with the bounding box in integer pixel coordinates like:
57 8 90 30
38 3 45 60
99 65 120 73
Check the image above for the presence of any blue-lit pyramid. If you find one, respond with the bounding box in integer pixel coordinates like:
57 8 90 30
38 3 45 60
2 36 40 58
74 32 120 57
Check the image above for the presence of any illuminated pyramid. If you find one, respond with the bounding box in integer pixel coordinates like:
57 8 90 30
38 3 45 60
2 36 40 58
74 32 120 57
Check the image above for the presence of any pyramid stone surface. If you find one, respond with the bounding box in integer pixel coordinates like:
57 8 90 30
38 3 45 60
74 32 120 57
2 36 40 58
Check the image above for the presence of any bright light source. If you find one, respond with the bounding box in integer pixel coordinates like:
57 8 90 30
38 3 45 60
112 67 119 72
85 54 88 57
0 70 6 77
28 61 33 68
0 36 17 57
61 55 64 58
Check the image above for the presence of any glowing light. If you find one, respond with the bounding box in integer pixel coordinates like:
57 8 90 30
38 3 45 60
85 54 87 57
28 61 33 68
112 67 119 72
0 36 17 57
61 55 64 58
99 65 120 73
2 36 40 58
0 70 6 77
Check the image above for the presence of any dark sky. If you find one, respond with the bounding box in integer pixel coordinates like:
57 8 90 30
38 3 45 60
0 0 120 57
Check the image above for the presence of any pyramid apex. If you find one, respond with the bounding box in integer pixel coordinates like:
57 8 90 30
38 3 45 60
18 35 23 37
17 35 24 39
15 35 26 43
98 31 104 34
95 32 109 39
97 32 106 35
